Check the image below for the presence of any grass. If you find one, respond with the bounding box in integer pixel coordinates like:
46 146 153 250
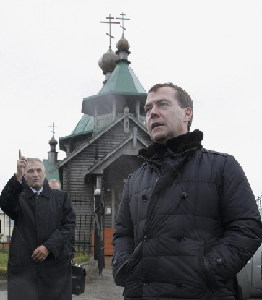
0 250 8 278
73 251 89 264
0 250 8 269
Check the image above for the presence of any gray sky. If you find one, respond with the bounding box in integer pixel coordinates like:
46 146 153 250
0 0 261 196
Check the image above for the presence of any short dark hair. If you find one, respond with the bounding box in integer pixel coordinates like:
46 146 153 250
148 82 193 131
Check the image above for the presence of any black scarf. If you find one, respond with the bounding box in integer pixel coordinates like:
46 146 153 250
140 130 203 199
139 129 203 159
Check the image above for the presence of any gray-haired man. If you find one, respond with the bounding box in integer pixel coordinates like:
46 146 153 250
0 151 76 300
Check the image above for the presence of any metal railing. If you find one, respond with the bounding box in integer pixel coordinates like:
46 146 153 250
70 195 94 255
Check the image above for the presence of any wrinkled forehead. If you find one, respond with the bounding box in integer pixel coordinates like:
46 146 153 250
25 161 45 172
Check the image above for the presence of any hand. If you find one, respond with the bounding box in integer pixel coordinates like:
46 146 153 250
32 245 49 262
16 150 27 182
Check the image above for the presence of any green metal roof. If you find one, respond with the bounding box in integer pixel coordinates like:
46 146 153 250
63 59 146 140
71 114 94 135
60 114 94 140
98 61 146 95
43 159 60 181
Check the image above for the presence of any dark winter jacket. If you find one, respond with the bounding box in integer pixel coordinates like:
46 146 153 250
0 176 76 300
112 130 262 300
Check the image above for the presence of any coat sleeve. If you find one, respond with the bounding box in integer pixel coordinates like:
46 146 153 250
43 192 76 259
204 155 262 287
0 175 22 220
112 177 135 286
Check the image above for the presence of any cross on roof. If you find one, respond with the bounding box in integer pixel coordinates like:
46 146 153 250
49 122 56 137
100 14 120 50
116 12 130 37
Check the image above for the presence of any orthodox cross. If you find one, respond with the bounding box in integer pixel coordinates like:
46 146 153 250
100 14 120 50
49 122 56 137
116 12 130 37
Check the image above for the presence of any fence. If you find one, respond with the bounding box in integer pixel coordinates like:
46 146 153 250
70 194 95 255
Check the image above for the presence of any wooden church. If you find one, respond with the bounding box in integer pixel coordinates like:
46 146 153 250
44 14 151 257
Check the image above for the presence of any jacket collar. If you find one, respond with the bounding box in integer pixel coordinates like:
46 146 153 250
139 129 203 159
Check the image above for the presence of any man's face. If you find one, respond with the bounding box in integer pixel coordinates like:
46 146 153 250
48 181 61 190
145 87 192 144
24 161 46 190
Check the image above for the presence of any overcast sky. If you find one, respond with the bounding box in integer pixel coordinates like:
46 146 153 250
0 0 261 197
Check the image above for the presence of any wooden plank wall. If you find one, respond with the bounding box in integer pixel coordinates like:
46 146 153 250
60 117 151 254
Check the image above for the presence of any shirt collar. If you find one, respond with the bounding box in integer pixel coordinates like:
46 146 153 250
30 187 43 195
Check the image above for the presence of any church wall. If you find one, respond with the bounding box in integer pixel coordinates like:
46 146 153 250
61 160 94 253
60 117 151 254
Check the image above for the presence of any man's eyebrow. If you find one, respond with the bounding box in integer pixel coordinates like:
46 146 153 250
27 167 43 172
144 103 151 109
144 99 169 109
157 98 170 102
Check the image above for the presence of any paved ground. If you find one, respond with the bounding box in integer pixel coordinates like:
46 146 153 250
73 266 124 300
0 257 124 300
0 291 6 300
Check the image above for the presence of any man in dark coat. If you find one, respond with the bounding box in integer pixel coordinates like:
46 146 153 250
112 83 262 300
0 152 76 300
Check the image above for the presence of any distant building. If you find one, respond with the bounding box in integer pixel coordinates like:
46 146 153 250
43 135 60 181
0 208 14 242
44 21 151 258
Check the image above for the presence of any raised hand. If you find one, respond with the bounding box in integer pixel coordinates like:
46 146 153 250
16 150 27 182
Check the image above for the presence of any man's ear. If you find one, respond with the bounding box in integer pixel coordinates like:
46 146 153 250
184 107 193 122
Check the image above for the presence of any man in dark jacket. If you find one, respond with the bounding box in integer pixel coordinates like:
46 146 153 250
0 152 76 300
112 83 262 300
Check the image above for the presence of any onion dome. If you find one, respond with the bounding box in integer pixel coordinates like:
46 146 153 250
49 135 58 146
98 48 118 75
116 36 130 52
116 36 130 62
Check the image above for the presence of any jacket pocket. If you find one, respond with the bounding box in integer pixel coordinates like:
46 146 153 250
157 237 209 288
124 242 143 283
